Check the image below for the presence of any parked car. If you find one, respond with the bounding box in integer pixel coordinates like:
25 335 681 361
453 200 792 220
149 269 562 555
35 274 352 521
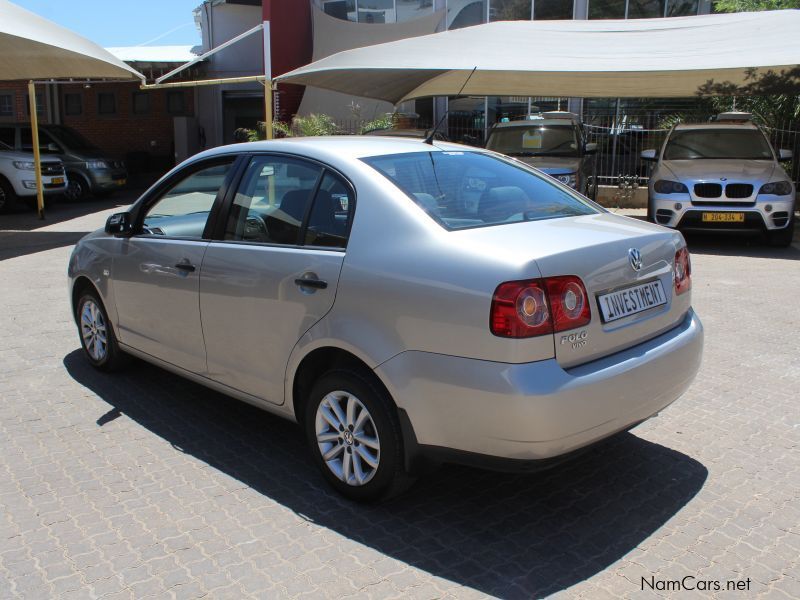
0 140 67 212
485 112 598 199
0 123 127 201
363 127 449 142
69 137 703 501
642 113 796 247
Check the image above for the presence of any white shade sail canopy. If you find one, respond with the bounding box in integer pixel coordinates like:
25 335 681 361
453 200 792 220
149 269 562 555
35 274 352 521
276 10 800 102
0 0 143 81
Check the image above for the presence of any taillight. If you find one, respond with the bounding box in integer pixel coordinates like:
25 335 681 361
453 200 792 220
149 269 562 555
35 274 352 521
490 276 591 338
674 247 692 295
545 276 592 332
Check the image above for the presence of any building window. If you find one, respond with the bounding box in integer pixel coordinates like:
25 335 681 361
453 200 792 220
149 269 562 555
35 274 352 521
63 93 82 116
0 93 12 117
490 0 531 21
97 92 116 115
666 0 698 15
167 90 187 115
628 0 664 18
25 92 45 117
534 0 573 19
589 0 626 18
132 91 150 115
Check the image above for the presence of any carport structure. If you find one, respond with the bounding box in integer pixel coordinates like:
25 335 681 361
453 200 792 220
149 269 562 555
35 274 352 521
275 10 800 110
0 0 144 219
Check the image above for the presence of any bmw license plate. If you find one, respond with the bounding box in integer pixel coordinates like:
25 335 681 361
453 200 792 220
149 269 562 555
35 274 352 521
598 280 668 323
702 212 744 223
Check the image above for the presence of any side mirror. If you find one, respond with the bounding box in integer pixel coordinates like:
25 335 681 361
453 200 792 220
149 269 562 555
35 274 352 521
46 143 60 152
584 142 598 155
779 149 793 161
105 212 133 237
640 149 657 162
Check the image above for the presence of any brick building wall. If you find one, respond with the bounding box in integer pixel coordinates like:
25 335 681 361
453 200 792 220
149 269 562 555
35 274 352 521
0 81 194 173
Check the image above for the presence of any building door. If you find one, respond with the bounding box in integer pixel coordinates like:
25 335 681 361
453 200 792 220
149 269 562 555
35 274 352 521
222 92 265 145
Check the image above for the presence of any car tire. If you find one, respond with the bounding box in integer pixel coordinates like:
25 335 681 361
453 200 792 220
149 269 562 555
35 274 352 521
64 175 88 201
766 214 796 247
76 291 126 372
304 369 414 502
0 177 15 213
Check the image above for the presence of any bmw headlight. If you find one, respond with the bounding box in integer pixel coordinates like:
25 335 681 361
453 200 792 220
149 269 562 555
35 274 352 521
13 161 36 170
653 180 689 194
86 160 110 170
556 173 577 188
759 180 793 196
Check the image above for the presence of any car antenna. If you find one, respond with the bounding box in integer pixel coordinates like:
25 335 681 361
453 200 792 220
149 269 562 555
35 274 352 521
424 66 478 145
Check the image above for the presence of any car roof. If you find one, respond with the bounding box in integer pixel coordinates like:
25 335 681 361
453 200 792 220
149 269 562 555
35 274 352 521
673 122 760 131
191 136 477 162
492 119 579 130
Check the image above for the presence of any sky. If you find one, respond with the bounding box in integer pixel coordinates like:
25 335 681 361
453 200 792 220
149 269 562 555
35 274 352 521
12 0 203 48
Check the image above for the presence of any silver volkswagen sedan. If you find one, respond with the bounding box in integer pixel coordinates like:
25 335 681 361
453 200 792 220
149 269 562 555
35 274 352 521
69 137 703 501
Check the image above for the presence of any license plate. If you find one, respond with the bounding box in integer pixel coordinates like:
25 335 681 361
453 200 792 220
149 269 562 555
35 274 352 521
598 280 668 323
51 177 64 185
115 179 127 186
702 212 744 223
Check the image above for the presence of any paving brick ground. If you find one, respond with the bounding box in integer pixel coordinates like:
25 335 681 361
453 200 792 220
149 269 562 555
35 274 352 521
1 196 798 599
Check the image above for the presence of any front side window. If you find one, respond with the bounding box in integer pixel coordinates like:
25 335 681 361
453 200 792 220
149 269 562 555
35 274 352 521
487 123 580 157
225 156 322 246
362 151 597 231
141 160 235 238
663 129 774 160
21 128 61 154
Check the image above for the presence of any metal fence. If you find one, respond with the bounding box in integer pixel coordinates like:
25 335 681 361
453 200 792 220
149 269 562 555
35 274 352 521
328 110 800 187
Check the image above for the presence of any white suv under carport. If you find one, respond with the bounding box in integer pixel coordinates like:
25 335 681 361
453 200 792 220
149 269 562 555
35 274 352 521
642 113 796 247
0 141 67 212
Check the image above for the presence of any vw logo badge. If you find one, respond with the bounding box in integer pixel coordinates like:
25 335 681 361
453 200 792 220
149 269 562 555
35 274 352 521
629 248 643 271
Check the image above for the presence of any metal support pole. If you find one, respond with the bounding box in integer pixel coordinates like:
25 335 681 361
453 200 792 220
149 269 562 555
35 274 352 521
265 82 273 140
609 97 622 186
28 81 45 220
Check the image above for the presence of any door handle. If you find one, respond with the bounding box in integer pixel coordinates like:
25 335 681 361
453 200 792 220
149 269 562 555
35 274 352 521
175 262 196 272
294 278 327 290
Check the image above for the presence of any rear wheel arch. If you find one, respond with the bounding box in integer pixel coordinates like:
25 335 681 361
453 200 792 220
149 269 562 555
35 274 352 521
291 346 393 426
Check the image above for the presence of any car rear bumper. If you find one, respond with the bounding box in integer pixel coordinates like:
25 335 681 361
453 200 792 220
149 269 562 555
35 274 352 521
376 309 703 465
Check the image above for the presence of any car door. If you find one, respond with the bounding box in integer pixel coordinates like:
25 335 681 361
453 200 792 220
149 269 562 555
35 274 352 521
112 157 237 373
199 154 354 405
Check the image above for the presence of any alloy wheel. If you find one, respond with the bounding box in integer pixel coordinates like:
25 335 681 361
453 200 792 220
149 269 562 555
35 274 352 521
315 391 381 486
80 300 108 361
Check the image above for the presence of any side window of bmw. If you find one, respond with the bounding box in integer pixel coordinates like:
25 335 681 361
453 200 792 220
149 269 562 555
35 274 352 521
224 156 354 249
140 160 235 238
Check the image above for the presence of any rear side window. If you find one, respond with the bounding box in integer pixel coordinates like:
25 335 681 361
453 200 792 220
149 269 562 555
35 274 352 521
362 151 597 230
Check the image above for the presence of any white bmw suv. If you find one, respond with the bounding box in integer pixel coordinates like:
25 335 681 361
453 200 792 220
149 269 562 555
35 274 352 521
642 113 796 247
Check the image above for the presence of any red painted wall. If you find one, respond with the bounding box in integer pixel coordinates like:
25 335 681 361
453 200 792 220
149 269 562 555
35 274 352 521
263 0 312 121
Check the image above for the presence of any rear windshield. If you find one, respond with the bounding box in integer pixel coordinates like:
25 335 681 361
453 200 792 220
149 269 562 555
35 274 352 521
664 128 774 160
362 151 598 230
486 123 580 157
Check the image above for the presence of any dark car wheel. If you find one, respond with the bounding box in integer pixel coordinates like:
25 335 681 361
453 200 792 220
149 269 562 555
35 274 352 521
0 178 15 213
76 291 126 371
64 176 88 201
305 369 413 502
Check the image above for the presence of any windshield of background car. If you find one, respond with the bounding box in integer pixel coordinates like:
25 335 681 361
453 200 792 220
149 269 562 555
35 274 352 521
663 128 774 160
362 151 598 231
486 123 579 157
47 126 101 152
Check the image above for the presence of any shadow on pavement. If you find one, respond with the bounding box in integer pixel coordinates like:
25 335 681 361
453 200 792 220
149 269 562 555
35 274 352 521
684 231 800 261
64 350 707 599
